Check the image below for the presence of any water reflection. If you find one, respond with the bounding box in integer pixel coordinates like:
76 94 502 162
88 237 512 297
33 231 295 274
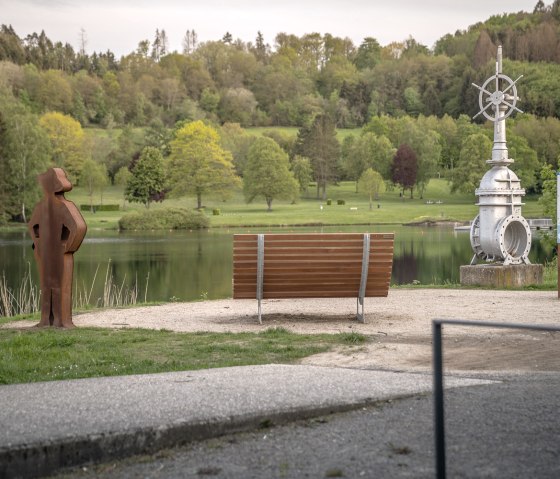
0 226 554 304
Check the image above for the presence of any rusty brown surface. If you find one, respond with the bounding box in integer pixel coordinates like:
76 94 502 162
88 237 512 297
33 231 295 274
28 168 87 328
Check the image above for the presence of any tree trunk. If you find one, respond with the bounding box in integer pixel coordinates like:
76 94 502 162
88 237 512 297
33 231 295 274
197 191 202 210
21 203 27 224
369 194 373 211
266 197 273 212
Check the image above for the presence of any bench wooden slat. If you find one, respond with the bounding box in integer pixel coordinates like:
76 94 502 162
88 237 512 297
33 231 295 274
234 290 390 299
234 233 393 242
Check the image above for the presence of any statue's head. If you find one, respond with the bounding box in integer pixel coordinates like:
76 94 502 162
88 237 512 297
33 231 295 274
38 168 72 195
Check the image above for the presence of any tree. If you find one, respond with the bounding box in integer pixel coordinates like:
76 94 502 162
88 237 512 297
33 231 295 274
359 168 385 210
538 164 558 246
243 137 299 211
295 114 340 200
79 159 109 211
182 29 198 54
106 124 141 179
291 155 313 195
341 132 395 188
451 133 492 194
168 121 240 209
219 122 255 175
39 111 89 182
354 37 382 70
0 94 51 222
218 87 258 126
397 120 441 198
125 146 165 208
114 166 132 209
391 144 418 198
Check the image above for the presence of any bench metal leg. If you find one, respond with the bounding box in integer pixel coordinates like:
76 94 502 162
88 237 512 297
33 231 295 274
257 234 264 324
356 297 365 323
356 233 370 323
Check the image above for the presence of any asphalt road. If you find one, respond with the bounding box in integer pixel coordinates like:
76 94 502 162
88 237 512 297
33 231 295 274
54 373 560 479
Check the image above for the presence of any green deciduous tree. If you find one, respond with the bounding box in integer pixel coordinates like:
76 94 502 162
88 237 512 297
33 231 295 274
79 159 109 211
114 166 132 209
39 111 89 182
290 155 313 195
243 137 299 211
125 146 165 208
451 133 492 194
359 168 386 210
0 91 51 222
219 122 255 176
538 164 558 245
168 120 240 209
341 132 395 189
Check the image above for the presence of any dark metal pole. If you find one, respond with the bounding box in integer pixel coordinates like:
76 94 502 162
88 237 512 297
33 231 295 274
433 320 446 479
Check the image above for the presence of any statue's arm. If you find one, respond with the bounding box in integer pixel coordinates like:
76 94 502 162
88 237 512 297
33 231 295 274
62 203 87 253
28 206 41 253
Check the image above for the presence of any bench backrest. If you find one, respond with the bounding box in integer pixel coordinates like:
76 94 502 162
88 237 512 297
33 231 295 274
233 233 394 299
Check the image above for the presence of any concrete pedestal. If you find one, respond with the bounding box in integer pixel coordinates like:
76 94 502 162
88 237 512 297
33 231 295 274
460 264 544 288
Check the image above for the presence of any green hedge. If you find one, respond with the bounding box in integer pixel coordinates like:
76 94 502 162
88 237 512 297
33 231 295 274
118 207 210 230
80 204 120 212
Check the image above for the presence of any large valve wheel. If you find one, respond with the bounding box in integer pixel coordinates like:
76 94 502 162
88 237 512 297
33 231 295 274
472 73 523 122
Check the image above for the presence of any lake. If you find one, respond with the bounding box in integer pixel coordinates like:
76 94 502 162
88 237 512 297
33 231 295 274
0 225 554 306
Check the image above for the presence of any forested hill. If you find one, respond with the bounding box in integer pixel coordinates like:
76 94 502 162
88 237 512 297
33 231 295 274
2 1 560 128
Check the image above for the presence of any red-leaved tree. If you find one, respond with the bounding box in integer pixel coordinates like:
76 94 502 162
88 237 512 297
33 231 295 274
391 144 418 199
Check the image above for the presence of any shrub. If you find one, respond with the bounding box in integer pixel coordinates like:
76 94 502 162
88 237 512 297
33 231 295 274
337 199 345 205
118 207 210 230
213 208 221 216
80 204 120 212
326 199 332 205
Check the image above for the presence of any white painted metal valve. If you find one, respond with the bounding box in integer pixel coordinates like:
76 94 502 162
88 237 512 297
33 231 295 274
469 46 531 266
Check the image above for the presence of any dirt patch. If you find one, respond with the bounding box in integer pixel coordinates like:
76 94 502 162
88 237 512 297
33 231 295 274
301 330 560 373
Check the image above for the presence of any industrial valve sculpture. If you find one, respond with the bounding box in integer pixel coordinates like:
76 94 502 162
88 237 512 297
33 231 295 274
469 46 532 266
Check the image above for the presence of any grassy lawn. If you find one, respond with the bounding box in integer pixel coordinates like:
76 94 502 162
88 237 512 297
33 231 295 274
0 326 366 385
64 179 545 230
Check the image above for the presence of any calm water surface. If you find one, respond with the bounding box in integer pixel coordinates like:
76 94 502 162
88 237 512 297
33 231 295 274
0 226 553 304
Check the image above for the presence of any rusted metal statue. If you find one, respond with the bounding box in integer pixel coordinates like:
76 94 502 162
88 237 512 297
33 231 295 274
28 168 87 328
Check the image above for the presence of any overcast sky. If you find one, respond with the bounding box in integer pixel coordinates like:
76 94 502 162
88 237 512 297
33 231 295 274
1 0 539 57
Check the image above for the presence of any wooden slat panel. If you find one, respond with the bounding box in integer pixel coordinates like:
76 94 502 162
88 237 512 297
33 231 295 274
232 232 394 300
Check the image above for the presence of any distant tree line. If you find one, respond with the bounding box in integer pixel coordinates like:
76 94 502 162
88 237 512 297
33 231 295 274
2 1 560 129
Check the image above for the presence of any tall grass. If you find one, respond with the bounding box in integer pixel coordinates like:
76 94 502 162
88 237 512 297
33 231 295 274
1 260 150 319
0 264 39 317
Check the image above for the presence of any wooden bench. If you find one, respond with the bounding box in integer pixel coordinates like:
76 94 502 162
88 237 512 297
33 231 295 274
233 233 394 323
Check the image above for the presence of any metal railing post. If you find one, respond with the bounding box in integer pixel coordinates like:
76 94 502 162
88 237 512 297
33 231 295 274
433 320 446 479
